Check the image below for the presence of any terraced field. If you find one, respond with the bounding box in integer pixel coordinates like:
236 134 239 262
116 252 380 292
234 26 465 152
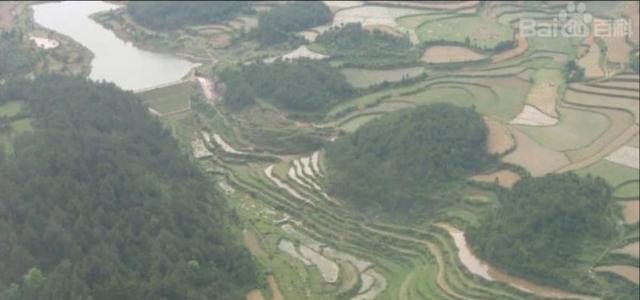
129 1 640 299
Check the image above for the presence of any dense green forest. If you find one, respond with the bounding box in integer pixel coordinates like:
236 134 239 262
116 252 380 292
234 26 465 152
325 104 496 213
0 31 39 79
315 23 421 68
255 2 332 46
221 59 355 114
0 76 258 300
128 1 249 31
468 173 617 286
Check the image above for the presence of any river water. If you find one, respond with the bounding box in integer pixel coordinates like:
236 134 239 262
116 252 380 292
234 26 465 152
31 1 197 91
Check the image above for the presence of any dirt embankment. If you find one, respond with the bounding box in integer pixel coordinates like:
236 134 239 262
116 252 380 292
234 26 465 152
0 1 17 30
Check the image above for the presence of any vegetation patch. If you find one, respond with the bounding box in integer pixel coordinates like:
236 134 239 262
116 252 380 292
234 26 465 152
340 66 425 88
127 1 249 31
0 75 258 299
316 23 421 68
326 104 496 214
220 59 355 114
469 173 618 288
0 31 39 79
139 81 194 115
254 2 331 46
416 15 513 51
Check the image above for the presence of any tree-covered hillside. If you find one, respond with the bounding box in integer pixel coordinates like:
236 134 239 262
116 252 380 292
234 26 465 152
221 59 355 114
0 76 258 300
0 31 40 79
325 104 496 213
255 2 331 46
128 1 249 31
468 173 617 286
316 23 421 68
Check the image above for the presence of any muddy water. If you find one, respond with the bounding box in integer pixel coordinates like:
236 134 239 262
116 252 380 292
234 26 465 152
436 223 597 300
31 1 197 91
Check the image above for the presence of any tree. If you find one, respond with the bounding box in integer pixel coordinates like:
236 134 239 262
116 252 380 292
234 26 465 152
468 173 617 286
325 104 496 214
255 2 331 46
0 76 259 300
127 1 249 31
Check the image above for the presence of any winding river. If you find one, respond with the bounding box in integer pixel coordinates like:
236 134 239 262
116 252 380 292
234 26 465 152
31 1 197 91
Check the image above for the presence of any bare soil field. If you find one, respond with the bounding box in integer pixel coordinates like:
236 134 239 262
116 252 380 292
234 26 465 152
267 275 285 300
619 200 639 224
503 128 570 176
509 105 558 126
594 265 639 285
28 36 60 49
281 45 328 61
0 1 16 30
471 170 521 188
605 145 639 169
421 46 486 63
612 241 639 258
578 43 605 78
246 290 265 300
484 117 514 154
244 230 267 258
526 80 559 118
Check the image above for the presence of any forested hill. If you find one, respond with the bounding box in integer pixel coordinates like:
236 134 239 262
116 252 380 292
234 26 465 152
128 1 249 31
0 76 258 300
325 104 496 214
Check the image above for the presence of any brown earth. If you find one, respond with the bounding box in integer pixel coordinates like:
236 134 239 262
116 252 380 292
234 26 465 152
471 170 521 188
485 117 515 154
0 1 17 30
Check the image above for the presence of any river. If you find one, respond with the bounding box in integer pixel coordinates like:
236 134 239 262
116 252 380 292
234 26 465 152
31 1 197 91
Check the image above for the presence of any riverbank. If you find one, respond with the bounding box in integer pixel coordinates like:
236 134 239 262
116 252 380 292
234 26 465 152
11 2 93 77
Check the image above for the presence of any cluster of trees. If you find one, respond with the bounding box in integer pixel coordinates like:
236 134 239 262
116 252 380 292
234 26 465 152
0 75 258 300
564 60 585 82
128 1 250 31
325 104 496 213
0 31 39 79
254 2 331 46
221 59 355 113
468 173 617 286
316 23 421 68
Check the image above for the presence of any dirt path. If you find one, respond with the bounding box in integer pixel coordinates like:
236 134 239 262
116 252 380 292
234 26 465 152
267 275 285 300
246 289 265 300
196 77 216 102
243 229 267 258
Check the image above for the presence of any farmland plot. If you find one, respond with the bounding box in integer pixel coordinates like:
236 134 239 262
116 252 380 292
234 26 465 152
503 127 570 176
421 46 486 63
